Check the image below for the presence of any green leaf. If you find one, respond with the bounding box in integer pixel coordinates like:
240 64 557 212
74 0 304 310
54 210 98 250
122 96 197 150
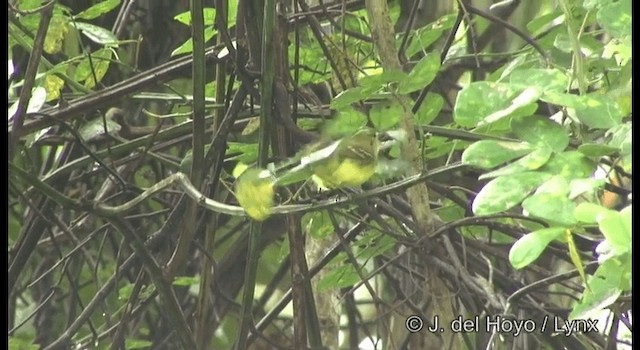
461 140 534 169
323 107 368 136
303 211 333 239
578 143 620 157
522 193 577 226
9 337 39 350
75 48 113 89
330 87 367 110
44 15 69 54
75 0 121 20
370 99 402 130
569 178 605 199
569 259 624 320
227 142 258 163
540 91 584 108
574 94 623 129
397 53 440 94
473 171 551 215
536 175 570 196
479 147 553 179
171 27 217 56
406 28 443 57
509 227 564 269
455 82 524 127
359 70 406 94
597 0 631 38
317 264 361 291
538 151 595 180
526 10 562 34
173 276 200 286
125 339 153 350
9 87 47 121
174 8 217 26
478 87 541 126
355 232 396 260
74 21 118 46
574 202 611 224
78 116 121 140
509 68 568 92
511 116 569 152
414 93 443 125
597 210 631 255
607 123 632 163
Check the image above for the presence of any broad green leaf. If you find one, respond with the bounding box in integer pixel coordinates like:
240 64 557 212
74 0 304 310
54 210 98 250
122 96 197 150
479 147 553 179
569 178 605 199
125 339 153 350
526 10 562 34
227 142 258 163
597 0 631 38
173 276 200 286
473 171 551 215
509 227 564 269
74 21 118 46
540 91 584 108
538 151 595 180
9 337 39 350
454 82 528 127
171 27 217 56
174 8 217 26
43 74 64 101
509 68 568 92
78 116 121 140
303 211 333 239
597 210 631 255
511 116 569 152
44 15 69 54
569 259 623 320
574 202 610 224
331 87 366 110
522 193 577 226
414 92 443 125
317 264 360 291
406 28 444 57
461 140 533 169
9 87 47 121
359 69 406 94
536 175 570 196
620 205 631 239
355 232 396 260
397 53 440 94
607 124 632 169
574 94 623 129
323 107 368 136
578 143 619 157
75 48 113 89
75 0 121 20
370 99 402 130
478 87 541 126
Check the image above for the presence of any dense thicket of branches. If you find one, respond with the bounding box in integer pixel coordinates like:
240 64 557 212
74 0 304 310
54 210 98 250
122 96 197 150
8 1 631 349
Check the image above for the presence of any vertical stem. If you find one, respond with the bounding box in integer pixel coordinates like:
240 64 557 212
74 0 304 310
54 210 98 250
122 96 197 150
365 1 461 349
9 2 54 161
165 0 206 278
235 0 272 349
195 1 228 347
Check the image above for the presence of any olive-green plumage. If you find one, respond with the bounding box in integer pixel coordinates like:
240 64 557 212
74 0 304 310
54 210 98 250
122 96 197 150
309 128 379 189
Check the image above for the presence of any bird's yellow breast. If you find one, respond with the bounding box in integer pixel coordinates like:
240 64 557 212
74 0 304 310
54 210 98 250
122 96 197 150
314 159 376 189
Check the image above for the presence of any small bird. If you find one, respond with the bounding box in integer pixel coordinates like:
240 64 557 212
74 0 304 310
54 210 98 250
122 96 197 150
234 167 276 221
307 128 380 189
